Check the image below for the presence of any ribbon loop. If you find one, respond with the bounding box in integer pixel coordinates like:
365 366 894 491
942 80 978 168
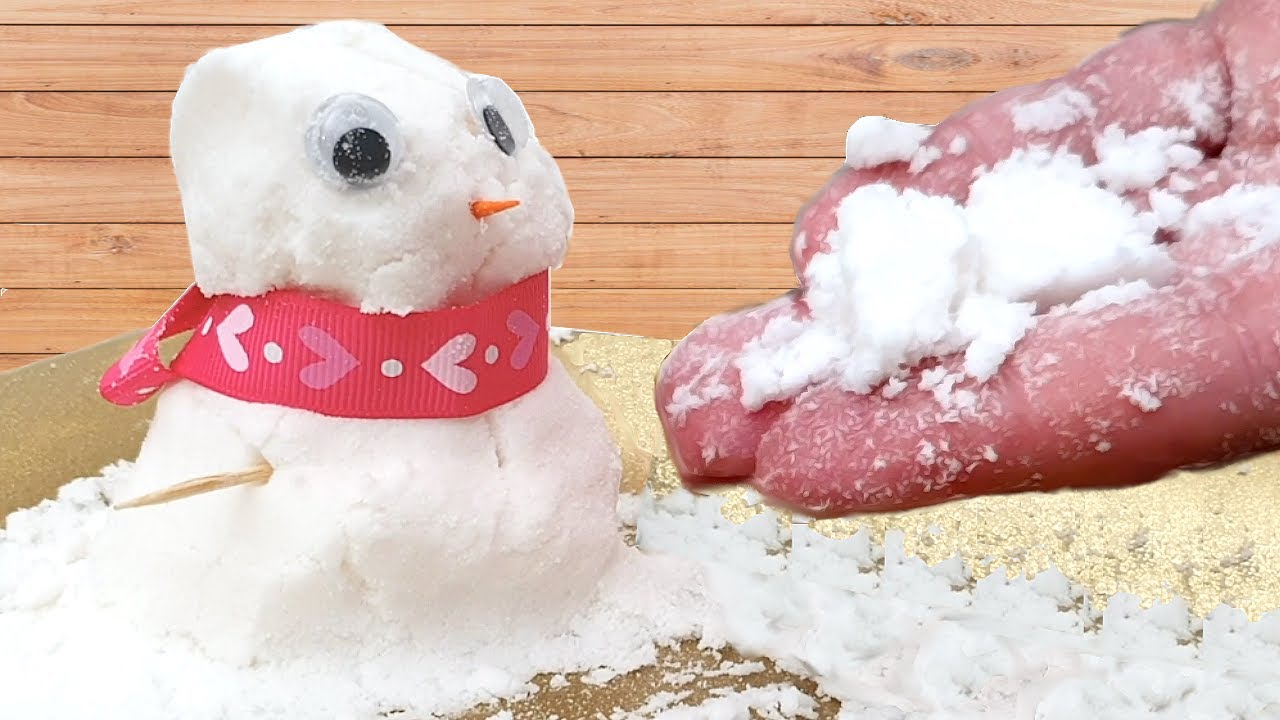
99 285 212 406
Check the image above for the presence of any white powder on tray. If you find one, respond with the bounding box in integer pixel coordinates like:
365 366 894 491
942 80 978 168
738 122 1202 410
4 465 1278 719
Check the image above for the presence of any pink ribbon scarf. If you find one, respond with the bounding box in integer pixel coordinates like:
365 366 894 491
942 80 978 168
100 272 551 419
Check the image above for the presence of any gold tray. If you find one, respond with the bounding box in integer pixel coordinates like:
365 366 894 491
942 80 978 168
3 329 1278 717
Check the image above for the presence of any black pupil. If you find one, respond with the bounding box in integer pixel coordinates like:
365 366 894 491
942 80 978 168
483 106 516 155
332 127 391 182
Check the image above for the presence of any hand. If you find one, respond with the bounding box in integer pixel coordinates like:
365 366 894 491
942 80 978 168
655 0 1280 517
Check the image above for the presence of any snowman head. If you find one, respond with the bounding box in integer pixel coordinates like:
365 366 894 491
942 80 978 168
170 21 572 314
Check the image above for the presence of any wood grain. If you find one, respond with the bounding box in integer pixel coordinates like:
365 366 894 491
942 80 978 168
0 0 1206 25
0 91 986 158
0 288 783 351
0 223 799 289
0 25 1125 92
0 224 191 288
0 157 840 223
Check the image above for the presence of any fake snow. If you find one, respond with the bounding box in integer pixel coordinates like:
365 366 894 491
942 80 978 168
635 489 1280 719
549 326 580 345
1091 126 1202 193
844 116 933 170
1182 184 1280 262
6 467 1278 719
1010 86 1096 134
665 354 734 425
645 684 817 719
1060 279 1156 316
1166 71 1227 137
738 144 1177 408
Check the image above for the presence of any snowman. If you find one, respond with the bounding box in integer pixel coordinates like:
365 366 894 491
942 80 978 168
89 21 625 663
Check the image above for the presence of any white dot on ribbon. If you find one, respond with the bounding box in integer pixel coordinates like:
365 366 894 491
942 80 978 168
382 359 404 378
485 346 500 365
263 342 284 364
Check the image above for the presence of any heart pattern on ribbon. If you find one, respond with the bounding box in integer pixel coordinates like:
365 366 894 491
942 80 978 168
299 325 360 390
423 333 479 395
217 304 255 373
507 310 540 371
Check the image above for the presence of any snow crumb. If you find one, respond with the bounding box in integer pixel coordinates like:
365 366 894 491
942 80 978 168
665 355 733 423
1182 184 1280 262
549 327 579 345
1120 378 1165 413
881 377 908 399
579 362 616 378
612 691 693 719
1169 173 1196 194
1064 280 1154 315
1149 188 1189 228
1167 72 1224 135
1091 125 1202 193
582 667 620 685
646 684 817 719
957 296 1037 382
910 144 943 174
845 116 933 170
1011 85 1096 133
948 135 968 155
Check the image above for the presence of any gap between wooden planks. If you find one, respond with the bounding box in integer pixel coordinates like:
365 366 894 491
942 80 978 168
0 0 1207 25
0 287 787 353
0 25 1125 92
0 224 799 290
0 91 987 158
0 157 843 223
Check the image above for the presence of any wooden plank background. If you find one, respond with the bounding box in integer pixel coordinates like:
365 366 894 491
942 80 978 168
0 1 1203 372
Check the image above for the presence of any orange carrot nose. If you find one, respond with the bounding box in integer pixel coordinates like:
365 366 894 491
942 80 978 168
470 199 521 219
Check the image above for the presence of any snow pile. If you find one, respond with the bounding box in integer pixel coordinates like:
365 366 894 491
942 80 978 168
635 490 1280 720
0 464 712 719
737 123 1201 409
4 468 1279 718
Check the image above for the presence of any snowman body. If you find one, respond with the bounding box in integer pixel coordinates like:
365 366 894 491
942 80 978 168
89 21 624 662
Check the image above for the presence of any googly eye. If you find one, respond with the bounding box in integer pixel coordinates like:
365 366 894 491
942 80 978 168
466 75 532 156
305 94 404 187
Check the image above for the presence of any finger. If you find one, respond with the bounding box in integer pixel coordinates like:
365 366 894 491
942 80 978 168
751 242 1280 516
1208 0 1280 150
656 293 802 482
1154 0 1280 266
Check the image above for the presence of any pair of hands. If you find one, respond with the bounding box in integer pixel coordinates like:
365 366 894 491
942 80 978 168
656 0 1280 517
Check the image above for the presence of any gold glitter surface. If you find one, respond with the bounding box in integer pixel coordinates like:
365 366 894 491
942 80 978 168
2 329 1279 717
0 330 151 517
565 332 1280 621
